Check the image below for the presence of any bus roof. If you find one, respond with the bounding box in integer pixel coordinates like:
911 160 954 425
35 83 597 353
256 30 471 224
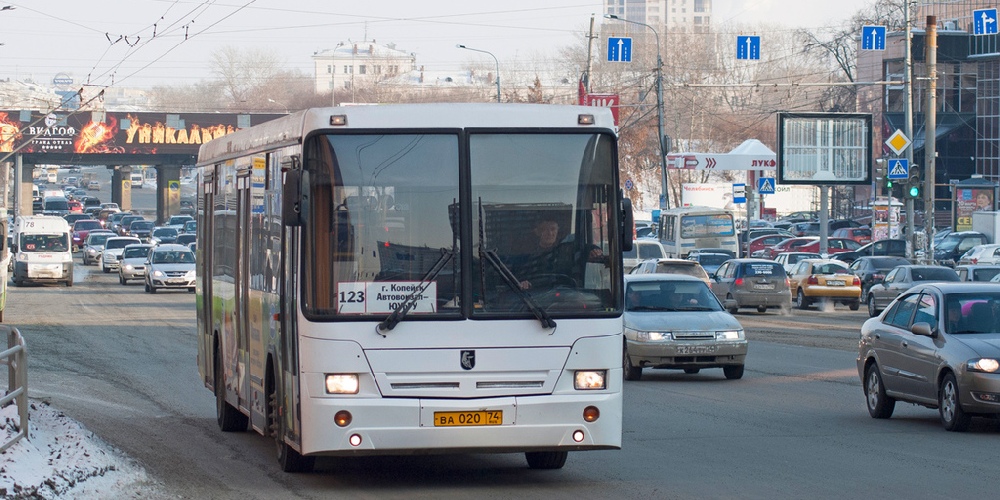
196 104 617 166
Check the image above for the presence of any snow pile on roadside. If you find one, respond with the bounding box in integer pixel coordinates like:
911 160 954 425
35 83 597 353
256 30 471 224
0 400 154 499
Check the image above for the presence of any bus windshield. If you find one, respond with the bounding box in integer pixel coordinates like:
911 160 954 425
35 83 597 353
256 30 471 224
301 131 619 319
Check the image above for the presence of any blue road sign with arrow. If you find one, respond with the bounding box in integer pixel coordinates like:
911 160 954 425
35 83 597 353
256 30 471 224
736 36 760 60
757 177 775 195
887 159 909 180
974 9 998 35
607 37 632 62
862 25 886 50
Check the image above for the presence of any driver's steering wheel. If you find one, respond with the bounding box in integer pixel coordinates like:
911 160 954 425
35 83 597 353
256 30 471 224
527 273 578 289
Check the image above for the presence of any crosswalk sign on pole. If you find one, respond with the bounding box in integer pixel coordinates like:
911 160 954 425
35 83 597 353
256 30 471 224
887 159 909 180
757 177 775 194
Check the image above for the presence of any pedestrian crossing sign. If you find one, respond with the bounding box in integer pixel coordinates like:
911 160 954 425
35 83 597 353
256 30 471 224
887 159 909 180
757 177 775 194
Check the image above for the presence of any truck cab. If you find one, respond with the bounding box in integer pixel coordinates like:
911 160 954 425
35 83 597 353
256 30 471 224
11 215 74 287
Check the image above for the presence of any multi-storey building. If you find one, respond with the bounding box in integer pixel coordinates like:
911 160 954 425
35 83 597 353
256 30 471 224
311 41 417 95
857 1 999 221
603 0 712 33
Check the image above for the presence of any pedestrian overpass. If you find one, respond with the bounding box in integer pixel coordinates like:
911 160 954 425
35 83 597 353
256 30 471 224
1 110 283 222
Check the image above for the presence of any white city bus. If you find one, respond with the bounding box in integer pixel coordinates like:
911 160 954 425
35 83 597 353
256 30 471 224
195 104 631 472
657 206 738 258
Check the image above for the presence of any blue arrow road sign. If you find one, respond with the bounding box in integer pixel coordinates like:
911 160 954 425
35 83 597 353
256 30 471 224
974 9 998 35
607 37 632 62
887 159 909 180
862 26 886 50
757 177 775 195
736 36 760 60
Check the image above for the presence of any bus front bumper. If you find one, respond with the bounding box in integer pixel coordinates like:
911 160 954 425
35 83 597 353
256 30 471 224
299 393 623 456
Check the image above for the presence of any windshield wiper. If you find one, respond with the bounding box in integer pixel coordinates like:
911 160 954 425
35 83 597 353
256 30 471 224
376 248 453 336
481 249 556 330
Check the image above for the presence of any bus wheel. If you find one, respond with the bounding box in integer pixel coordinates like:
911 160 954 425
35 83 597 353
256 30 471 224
525 451 568 470
269 384 315 472
215 348 248 432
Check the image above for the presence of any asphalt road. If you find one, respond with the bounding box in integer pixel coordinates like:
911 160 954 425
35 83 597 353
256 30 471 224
7 273 1000 499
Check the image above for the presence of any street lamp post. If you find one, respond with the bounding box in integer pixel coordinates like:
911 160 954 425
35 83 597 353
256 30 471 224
604 14 669 209
457 44 501 103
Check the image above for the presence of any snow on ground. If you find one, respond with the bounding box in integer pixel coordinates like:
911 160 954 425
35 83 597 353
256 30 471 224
0 400 158 499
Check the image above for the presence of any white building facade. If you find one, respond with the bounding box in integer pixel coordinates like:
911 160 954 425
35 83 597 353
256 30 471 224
311 41 417 94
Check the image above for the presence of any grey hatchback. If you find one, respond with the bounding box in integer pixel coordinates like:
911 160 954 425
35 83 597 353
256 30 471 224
709 258 791 314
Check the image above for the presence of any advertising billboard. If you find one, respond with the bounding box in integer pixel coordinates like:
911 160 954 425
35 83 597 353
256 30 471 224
0 110 283 157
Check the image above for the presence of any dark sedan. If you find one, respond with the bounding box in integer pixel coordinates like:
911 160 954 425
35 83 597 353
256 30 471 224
848 256 911 298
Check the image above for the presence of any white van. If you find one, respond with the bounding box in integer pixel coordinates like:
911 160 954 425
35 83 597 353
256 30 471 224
130 173 144 188
11 215 74 286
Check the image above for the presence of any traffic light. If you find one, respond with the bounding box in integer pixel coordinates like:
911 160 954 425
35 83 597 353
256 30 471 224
905 167 921 199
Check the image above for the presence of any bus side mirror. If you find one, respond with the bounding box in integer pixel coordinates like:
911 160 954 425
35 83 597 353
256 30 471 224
621 197 634 252
282 169 303 227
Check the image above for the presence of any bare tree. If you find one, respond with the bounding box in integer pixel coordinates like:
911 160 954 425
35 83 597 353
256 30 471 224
211 46 286 110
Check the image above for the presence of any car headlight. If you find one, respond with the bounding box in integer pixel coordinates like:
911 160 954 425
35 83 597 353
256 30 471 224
967 358 1000 373
185 270 196 279
626 327 671 342
574 370 607 390
152 270 164 277
716 330 744 340
123 264 134 271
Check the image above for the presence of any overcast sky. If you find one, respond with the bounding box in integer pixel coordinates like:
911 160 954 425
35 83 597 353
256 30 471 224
1 0 870 90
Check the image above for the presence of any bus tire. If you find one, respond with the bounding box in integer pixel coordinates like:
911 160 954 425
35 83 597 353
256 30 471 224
215 347 248 432
525 451 568 470
268 377 315 473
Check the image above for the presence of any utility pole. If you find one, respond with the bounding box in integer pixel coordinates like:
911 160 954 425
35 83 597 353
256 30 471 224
924 16 937 256
605 14 668 209
904 1 915 257
584 15 595 94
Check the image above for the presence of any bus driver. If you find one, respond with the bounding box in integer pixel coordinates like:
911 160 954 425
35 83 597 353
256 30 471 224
515 218 604 290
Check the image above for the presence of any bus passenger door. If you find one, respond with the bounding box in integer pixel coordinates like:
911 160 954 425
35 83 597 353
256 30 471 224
197 175 214 386
234 169 256 422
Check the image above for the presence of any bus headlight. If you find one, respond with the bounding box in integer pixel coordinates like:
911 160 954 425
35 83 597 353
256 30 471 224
325 374 359 394
574 370 607 390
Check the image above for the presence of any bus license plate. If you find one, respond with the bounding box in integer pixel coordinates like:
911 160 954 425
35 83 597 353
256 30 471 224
434 410 503 427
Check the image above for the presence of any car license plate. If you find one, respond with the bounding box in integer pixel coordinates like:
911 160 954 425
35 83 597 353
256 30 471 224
753 284 774 290
828 280 845 286
677 345 717 354
168 278 186 284
434 410 503 427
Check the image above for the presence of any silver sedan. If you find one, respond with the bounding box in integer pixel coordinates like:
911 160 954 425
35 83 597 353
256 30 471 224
859 282 1000 431
623 274 747 381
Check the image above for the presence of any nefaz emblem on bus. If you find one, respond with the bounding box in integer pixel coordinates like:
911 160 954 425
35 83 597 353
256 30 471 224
460 350 476 370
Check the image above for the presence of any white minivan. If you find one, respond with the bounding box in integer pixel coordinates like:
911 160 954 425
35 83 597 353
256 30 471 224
11 215 74 286
623 239 666 273
130 173 144 188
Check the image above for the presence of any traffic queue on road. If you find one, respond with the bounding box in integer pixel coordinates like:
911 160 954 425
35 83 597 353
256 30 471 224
14 208 199 294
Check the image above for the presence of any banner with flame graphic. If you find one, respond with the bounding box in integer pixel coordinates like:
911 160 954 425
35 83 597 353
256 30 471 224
0 111 284 156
